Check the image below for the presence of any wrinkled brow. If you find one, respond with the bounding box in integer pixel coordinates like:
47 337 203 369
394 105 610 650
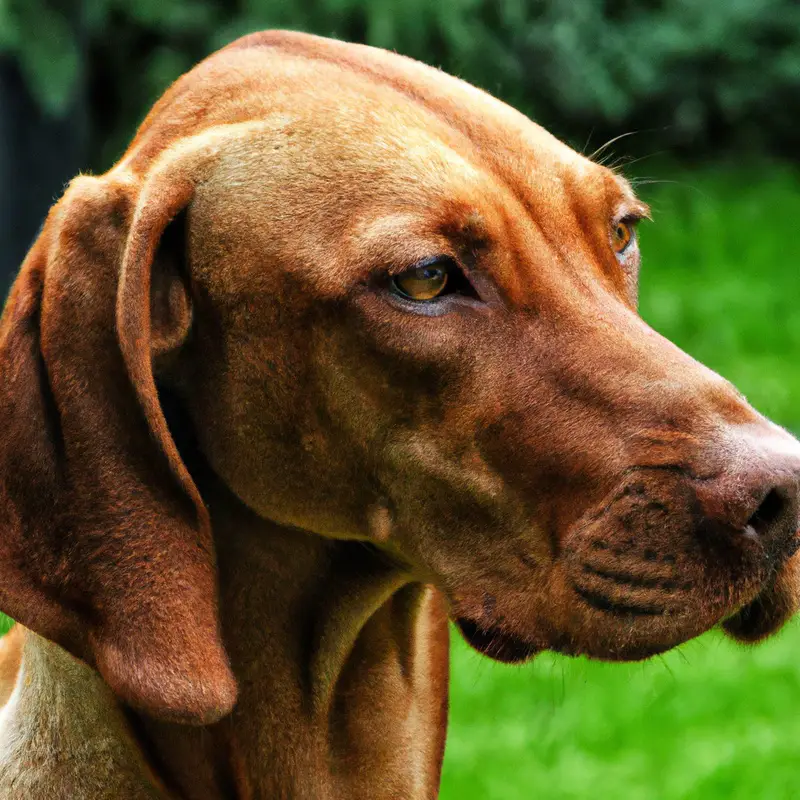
613 174 652 219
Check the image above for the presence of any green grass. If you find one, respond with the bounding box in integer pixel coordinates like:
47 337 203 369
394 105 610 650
441 164 800 799
2 165 800 798
444 628 800 800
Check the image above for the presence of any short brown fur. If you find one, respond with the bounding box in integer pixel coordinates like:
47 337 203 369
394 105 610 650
1 30 799 799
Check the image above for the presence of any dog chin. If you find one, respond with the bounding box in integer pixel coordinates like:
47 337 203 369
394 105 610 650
456 556 800 665
455 617 678 664
455 618 541 663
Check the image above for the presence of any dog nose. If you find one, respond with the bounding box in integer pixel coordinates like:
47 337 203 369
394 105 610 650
734 484 799 556
745 486 797 540
696 429 800 556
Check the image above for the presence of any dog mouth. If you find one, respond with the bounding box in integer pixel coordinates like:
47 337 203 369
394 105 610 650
455 566 797 665
451 528 800 666
455 617 540 663
455 612 673 663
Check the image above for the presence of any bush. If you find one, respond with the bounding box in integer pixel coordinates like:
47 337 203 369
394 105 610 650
2 0 799 166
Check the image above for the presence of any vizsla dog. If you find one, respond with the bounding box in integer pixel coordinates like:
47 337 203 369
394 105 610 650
0 30 799 799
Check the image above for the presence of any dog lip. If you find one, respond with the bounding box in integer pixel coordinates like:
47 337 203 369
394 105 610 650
721 593 775 642
721 567 798 643
455 617 540 664
571 583 667 618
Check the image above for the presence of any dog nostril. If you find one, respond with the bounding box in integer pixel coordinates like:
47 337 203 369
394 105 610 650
746 488 787 537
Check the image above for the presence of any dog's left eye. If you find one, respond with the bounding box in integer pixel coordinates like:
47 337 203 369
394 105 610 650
390 257 475 302
611 220 636 255
393 263 448 300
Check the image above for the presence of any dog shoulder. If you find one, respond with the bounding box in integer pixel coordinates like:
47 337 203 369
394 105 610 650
0 628 169 799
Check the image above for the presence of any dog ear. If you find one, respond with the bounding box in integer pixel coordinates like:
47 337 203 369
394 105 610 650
0 166 236 724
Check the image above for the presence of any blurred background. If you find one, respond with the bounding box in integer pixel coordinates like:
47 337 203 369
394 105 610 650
1 2 800 797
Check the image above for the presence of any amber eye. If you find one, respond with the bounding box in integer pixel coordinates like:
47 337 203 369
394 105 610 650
392 263 449 301
612 220 635 254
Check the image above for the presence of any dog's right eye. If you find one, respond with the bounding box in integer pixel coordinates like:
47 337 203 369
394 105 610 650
389 256 477 303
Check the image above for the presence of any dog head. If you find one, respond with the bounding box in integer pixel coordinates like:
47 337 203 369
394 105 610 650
1 31 798 722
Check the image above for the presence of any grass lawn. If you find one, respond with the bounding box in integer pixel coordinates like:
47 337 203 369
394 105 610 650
2 165 800 797
441 164 800 799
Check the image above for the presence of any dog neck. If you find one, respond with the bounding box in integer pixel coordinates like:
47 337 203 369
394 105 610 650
127 421 451 799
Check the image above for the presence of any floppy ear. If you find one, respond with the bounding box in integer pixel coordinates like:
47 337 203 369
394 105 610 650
0 166 236 724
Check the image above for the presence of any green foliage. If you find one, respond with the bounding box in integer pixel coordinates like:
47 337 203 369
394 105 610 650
2 0 82 115
2 1 799 164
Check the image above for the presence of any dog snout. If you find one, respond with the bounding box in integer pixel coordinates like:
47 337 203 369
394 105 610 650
695 426 800 559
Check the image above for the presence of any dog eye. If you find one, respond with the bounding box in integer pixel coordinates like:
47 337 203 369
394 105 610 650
611 220 636 255
392 263 448 300
390 256 478 302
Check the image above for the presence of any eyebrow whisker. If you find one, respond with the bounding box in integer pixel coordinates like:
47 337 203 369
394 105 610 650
588 131 643 163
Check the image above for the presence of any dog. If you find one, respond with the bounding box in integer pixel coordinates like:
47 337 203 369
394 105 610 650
0 29 799 799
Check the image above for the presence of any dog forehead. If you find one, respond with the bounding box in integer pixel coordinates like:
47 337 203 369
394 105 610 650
137 32 620 295
185 117 491 295
125 31 598 187
187 116 613 302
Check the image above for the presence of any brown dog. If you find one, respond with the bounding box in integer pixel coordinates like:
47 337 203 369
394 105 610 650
0 29 799 799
